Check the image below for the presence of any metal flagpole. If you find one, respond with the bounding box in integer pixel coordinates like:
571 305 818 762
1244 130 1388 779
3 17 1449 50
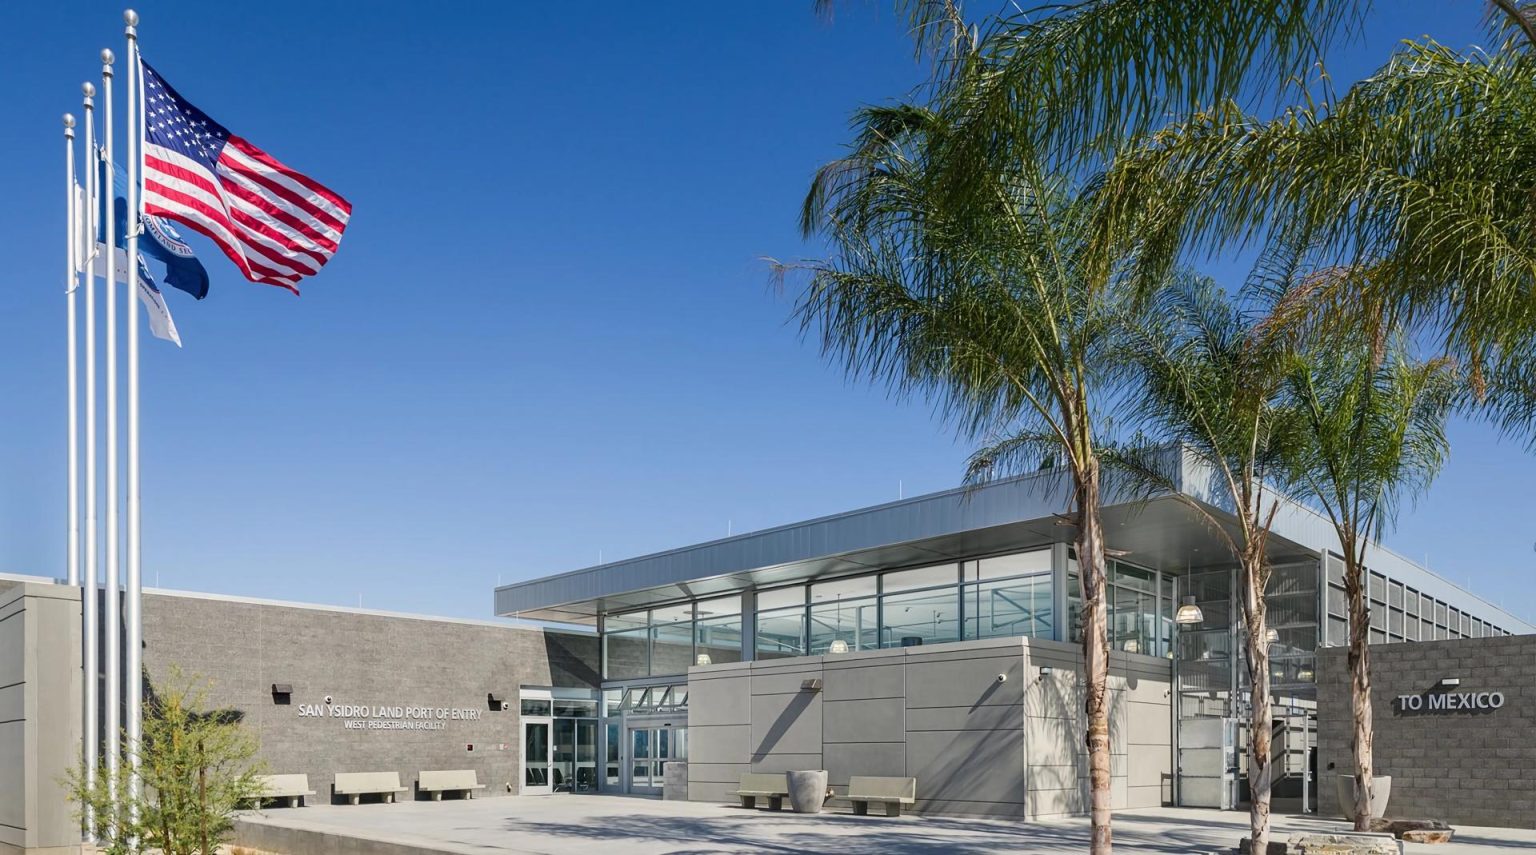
66 112 79 592
80 79 100 843
100 46 121 820
123 10 144 829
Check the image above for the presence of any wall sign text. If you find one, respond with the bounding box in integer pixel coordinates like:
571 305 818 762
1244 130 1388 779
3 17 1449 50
296 701 485 731
1394 691 1505 713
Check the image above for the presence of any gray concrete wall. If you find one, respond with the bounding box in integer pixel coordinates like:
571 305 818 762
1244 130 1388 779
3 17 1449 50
1317 635 1536 828
0 581 82 855
686 637 1171 819
141 591 599 803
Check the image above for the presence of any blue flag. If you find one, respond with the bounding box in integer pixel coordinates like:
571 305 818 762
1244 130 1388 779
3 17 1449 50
99 162 210 300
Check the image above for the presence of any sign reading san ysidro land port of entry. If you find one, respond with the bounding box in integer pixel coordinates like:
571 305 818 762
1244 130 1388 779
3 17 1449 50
1395 691 1506 713
296 702 485 731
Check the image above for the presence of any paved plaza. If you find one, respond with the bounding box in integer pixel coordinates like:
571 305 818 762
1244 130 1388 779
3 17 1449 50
236 796 1536 854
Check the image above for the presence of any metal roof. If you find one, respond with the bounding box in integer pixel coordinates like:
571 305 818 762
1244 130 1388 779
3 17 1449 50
494 449 1535 635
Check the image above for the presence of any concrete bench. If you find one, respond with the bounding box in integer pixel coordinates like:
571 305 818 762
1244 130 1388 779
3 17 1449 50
250 773 315 808
333 771 408 805
418 769 486 801
843 776 916 817
732 772 789 810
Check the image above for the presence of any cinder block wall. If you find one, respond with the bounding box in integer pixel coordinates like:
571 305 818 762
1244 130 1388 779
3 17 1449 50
142 591 599 802
687 637 1171 819
0 581 82 855
1317 635 1536 828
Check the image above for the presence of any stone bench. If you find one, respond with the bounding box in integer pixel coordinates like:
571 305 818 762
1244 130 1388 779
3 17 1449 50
841 776 916 817
250 773 315 808
333 771 408 805
732 773 789 810
418 769 486 801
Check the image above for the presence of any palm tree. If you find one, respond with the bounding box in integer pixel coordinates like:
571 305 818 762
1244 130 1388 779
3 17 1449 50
1097 22 1536 397
1281 313 1456 829
1117 276 1300 852
784 93 1148 852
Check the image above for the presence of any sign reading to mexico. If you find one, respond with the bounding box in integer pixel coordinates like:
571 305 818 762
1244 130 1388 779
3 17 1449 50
1394 691 1505 713
296 701 484 731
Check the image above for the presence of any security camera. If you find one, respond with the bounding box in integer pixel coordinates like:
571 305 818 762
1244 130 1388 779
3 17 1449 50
323 695 333 705
996 673 1008 683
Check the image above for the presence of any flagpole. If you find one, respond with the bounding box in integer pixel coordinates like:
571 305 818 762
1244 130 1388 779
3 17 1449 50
122 10 144 831
100 46 120 822
80 79 100 844
66 112 79 593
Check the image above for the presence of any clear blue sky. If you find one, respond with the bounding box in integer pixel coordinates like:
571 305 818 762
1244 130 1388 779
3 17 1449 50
2 1 1532 624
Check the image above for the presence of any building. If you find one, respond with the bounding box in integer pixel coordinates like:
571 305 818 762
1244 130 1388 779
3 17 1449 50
4 450 1532 854
493 450 1531 817
1 577 599 855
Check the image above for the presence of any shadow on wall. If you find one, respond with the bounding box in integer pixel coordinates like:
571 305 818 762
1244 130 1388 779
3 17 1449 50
544 632 600 688
751 691 816 762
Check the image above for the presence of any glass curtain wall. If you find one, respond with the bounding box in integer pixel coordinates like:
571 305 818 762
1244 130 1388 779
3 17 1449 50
1068 553 1174 657
964 551 1053 640
751 547 1057 656
603 600 745 679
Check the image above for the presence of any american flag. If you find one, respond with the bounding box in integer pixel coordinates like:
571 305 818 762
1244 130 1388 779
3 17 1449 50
140 59 351 294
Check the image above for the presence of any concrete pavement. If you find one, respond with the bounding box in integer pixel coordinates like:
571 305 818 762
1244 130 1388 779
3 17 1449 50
234 796 1536 854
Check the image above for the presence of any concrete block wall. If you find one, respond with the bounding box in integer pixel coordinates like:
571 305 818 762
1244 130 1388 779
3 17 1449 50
687 636 1171 820
1317 634 1536 828
141 591 599 803
0 581 82 855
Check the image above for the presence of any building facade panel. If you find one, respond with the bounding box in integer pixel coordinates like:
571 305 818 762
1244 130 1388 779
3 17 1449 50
139 590 598 804
1317 635 1536 828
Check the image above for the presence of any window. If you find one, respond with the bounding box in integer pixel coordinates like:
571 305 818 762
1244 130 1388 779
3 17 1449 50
756 605 807 660
884 564 959 593
1368 572 1386 605
966 572 1051 641
1108 562 1160 656
754 585 807 660
695 596 743 666
603 626 650 680
967 551 1050 581
809 577 877 654
881 584 960 647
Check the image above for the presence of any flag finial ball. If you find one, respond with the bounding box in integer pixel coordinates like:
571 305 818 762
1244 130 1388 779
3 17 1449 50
82 81 96 97
64 113 76 128
124 9 139 26
101 49 115 65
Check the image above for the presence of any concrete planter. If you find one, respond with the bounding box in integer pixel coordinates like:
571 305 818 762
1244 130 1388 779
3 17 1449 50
1334 774 1392 819
786 770 828 814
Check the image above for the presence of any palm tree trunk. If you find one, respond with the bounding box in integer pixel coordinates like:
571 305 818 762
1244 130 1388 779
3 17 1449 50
1241 545 1273 853
1076 458 1113 854
1344 554 1375 831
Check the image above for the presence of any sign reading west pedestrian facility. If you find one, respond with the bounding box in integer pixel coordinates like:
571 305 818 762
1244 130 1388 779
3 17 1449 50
296 702 486 731
1394 691 1505 713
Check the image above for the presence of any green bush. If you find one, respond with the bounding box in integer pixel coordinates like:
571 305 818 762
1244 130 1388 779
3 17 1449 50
67 668 266 855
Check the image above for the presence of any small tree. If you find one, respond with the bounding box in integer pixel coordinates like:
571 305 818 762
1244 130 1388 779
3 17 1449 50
1119 275 1299 853
1283 316 1455 829
68 669 265 855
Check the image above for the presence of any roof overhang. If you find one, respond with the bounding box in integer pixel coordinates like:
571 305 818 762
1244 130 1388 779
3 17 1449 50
493 452 1313 624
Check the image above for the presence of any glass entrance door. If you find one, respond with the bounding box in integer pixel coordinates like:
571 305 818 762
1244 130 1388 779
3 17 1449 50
523 716 552 794
552 718 598 792
626 725 686 795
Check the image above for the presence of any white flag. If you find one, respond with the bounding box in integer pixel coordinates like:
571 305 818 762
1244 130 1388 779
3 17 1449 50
134 261 182 348
88 240 183 347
